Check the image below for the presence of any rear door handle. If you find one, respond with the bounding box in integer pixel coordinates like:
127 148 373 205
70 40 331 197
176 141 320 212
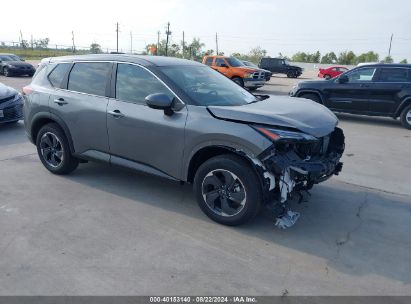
360 84 370 88
53 98 68 105
108 110 125 118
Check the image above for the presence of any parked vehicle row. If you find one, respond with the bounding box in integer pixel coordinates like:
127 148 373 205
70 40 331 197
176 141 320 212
0 53 36 77
23 54 345 227
290 64 411 129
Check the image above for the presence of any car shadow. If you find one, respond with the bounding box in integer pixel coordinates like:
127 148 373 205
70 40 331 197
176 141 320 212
64 161 411 285
0 121 28 145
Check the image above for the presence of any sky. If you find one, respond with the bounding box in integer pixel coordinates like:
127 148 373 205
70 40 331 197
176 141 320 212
1 0 410 61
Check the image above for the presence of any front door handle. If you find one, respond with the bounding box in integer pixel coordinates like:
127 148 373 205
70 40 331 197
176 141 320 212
108 110 125 118
53 98 68 105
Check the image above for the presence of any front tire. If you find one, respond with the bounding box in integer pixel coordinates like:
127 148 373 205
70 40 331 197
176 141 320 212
193 154 262 226
400 105 411 130
36 123 79 175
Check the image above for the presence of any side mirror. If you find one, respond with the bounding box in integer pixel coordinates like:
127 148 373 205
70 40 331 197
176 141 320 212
220 63 228 68
338 75 349 84
145 93 174 116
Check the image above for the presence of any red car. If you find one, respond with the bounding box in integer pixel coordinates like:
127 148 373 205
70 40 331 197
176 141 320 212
318 66 349 80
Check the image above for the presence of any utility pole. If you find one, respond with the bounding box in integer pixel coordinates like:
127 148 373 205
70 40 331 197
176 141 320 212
165 22 171 56
215 32 219 55
388 33 394 58
116 22 120 53
130 31 133 54
157 31 160 55
71 31 76 53
19 30 23 45
182 31 185 59
30 34 33 50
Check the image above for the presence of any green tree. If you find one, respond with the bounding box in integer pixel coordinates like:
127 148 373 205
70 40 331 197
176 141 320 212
90 43 102 54
356 51 379 64
247 46 267 64
384 56 394 63
187 38 205 61
291 52 308 62
400 59 408 64
338 51 356 65
320 52 337 64
34 38 49 49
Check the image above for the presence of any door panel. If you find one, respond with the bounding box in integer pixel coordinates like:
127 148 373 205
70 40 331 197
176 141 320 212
107 63 187 179
49 62 112 155
50 89 110 154
326 67 377 113
369 67 410 114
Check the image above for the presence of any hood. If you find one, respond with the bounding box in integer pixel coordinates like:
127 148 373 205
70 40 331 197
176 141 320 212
3 61 33 68
234 66 259 73
0 83 17 99
207 95 338 138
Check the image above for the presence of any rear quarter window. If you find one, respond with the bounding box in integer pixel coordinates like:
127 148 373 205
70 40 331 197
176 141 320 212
48 63 71 88
378 68 409 82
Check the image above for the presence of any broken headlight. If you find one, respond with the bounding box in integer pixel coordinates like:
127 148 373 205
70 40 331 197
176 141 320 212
253 126 318 143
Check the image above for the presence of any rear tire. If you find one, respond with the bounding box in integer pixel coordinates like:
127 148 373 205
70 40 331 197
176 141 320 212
232 77 244 87
193 154 262 226
400 105 411 130
300 93 322 104
36 123 79 175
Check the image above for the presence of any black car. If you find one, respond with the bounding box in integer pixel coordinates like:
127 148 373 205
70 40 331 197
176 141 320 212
0 82 23 124
241 60 272 81
0 53 35 77
259 57 303 78
289 64 411 129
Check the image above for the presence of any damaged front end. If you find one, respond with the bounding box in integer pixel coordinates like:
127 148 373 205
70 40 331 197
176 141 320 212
252 126 345 228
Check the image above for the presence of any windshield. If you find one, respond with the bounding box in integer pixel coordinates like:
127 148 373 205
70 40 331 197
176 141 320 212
160 65 257 106
243 61 258 68
226 57 245 67
0 55 21 61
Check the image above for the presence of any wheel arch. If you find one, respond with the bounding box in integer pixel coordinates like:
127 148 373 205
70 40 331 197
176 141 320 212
395 97 411 118
296 89 325 104
30 113 75 154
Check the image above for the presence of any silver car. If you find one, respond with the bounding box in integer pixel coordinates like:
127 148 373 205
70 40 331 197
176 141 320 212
23 54 345 227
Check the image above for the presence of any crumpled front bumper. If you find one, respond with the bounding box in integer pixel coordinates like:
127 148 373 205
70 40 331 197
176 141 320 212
258 127 345 203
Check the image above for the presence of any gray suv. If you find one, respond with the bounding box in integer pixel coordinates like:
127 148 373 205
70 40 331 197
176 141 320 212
24 55 345 226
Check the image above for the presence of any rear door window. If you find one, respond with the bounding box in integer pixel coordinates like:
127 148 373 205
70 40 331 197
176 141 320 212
378 68 409 82
48 63 71 88
215 58 226 67
205 57 213 66
68 62 111 96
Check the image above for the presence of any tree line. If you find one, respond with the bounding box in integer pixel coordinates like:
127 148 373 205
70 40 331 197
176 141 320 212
289 50 408 65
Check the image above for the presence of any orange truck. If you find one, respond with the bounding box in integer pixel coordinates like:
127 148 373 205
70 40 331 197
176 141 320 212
202 55 266 90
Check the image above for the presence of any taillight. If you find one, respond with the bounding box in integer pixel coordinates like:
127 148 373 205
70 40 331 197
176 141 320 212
22 86 34 96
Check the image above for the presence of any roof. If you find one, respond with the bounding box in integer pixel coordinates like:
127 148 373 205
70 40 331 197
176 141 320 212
48 54 203 67
356 63 411 68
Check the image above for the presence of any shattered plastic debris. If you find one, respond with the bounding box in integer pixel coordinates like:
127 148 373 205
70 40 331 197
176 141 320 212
275 210 300 229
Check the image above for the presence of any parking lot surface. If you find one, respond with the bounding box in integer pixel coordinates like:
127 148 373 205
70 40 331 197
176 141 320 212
1 68 410 295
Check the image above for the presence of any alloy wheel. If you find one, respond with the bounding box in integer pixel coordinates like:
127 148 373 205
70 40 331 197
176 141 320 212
40 132 64 168
201 169 247 217
406 109 411 125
